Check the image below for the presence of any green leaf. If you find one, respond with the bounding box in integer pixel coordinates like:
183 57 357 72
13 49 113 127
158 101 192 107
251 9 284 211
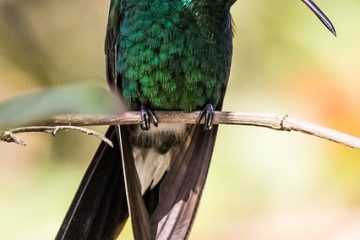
0 83 125 129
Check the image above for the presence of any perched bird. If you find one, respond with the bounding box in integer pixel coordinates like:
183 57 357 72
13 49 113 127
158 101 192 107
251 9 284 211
56 0 335 239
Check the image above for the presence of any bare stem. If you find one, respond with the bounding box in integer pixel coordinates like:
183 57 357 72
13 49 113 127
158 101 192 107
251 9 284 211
1 126 113 147
1 111 360 150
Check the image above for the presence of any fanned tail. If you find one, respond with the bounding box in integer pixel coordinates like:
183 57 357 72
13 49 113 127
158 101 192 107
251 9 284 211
56 124 218 240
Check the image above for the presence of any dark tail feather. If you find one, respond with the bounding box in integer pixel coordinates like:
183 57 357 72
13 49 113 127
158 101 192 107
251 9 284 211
116 126 152 240
56 125 218 240
56 126 128 240
151 125 218 239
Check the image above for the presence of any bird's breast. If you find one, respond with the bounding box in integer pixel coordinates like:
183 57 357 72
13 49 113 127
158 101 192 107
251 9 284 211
117 3 233 111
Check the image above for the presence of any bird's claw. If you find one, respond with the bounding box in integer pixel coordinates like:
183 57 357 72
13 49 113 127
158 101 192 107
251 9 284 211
140 105 158 130
197 104 214 131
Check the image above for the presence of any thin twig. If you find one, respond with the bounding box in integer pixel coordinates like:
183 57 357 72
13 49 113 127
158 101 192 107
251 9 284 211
1 126 113 147
1 131 27 146
1 111 360 150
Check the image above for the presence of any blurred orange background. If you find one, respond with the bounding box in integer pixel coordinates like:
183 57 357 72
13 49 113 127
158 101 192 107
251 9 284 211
1 0 360 239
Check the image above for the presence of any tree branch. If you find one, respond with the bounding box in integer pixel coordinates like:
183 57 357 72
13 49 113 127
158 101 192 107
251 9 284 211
1 126 113 147
1 111 360 150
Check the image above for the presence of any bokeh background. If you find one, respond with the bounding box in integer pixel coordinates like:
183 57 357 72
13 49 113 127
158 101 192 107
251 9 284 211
1 0 360 239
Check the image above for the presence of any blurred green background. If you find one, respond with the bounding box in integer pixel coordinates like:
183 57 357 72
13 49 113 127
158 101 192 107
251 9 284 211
1 0 360 239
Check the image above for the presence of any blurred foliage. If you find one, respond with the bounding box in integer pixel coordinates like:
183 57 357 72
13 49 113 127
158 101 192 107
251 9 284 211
1 0 360 239
0 84 122 129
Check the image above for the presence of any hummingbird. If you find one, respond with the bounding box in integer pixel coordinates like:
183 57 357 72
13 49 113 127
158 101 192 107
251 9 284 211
56 0 335 239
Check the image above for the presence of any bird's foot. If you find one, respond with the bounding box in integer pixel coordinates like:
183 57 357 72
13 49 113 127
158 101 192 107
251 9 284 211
197 104 214 131
140 105 158 130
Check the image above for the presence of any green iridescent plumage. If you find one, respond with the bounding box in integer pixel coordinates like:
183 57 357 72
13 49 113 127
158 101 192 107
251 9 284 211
116 0 234 111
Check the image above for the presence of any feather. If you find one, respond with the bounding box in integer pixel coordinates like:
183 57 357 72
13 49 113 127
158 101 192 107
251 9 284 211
116 125 152 240
151 125 218 239
56 126 128 240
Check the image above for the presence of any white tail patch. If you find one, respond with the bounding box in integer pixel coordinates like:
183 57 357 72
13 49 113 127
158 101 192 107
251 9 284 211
134 147 171 194
133 123 188 194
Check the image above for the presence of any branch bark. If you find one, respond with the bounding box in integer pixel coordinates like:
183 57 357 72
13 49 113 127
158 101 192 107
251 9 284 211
1 111 360 150
1 126 113 147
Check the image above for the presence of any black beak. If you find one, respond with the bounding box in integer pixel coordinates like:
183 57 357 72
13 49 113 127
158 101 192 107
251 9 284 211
302 0 336 36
